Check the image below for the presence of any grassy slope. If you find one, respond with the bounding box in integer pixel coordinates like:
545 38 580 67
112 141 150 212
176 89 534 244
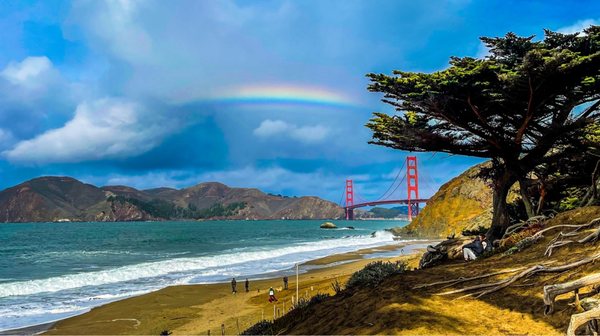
400 163 493 238
279 206 600 335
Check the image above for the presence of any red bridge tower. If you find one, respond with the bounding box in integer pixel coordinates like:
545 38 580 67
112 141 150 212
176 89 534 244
345 179 354 220
406 156 419 221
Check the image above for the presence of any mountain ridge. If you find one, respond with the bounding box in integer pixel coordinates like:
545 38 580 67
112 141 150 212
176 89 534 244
0 176 343 222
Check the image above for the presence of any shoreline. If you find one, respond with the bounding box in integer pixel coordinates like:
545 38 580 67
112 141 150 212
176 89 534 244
12 240 432 335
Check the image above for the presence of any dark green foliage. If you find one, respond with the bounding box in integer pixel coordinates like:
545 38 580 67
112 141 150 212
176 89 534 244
195 202 246 219
108 196 245 220
241 320 275 335
369 206 407 218
331 278 344 294
503 235 542 256
346 261 407 289
108 196 180 219
461 225 489 236
366 26 600 239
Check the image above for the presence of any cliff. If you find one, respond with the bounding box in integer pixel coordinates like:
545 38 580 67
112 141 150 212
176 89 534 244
397 162 494 238
0 177 343 222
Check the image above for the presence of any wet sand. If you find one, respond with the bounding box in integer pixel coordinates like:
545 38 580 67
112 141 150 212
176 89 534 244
38 241 429 335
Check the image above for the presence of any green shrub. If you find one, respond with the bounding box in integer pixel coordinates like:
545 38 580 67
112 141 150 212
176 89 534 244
346 261 407 289
461 225 488 236
331 278 344 294
241 320 274 335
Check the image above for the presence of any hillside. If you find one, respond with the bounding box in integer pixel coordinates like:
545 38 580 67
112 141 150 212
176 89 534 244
0 177 343 222
397 162 494 238
265 206 600 335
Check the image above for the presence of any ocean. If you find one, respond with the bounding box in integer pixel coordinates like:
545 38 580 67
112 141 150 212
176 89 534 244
0 219 411 331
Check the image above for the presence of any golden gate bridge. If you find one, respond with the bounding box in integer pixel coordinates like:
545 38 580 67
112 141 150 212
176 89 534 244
342 156 430 221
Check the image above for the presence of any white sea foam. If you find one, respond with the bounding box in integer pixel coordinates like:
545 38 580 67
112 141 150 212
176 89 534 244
0 231 395 298
0 229 407 331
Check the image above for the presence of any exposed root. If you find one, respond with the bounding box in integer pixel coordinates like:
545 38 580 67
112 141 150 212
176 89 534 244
545 221 600 257
545 240 575 257
502 215 548 240
412 267 525 290
437 253 600 299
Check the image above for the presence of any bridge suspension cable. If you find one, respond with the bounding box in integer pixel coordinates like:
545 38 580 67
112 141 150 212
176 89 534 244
372 160 406 202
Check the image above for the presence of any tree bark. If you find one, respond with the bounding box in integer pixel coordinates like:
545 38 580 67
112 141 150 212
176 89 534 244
536 179 547 215
488 170 517 241
584 159 600 207
518 178 535 219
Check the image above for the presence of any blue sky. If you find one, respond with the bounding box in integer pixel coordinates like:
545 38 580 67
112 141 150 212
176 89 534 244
0 0 598 203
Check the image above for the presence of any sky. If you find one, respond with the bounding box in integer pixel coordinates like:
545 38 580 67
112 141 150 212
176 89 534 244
0 0 598 203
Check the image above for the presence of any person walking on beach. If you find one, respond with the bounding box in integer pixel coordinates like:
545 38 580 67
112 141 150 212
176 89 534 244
245 278 249 292
268 287 278 303
283 276 288 290
231 278 237 294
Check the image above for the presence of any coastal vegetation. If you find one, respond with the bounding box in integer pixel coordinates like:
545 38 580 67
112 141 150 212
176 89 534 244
107 195 247 219
250 207 600 335
0 177 343 222
367 26 600 240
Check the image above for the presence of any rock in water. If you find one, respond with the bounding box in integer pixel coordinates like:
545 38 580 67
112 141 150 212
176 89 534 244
320 222 337 229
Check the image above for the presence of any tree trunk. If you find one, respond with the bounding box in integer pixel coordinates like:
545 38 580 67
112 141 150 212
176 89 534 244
488 170 516 241
536 179 547 215
583 159 600 207
518 178 535 218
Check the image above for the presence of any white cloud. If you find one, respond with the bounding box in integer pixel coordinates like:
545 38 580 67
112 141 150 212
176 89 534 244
253 119 291 137
253 119 329 144
92 165 347 200
3 98 173 164
290 124 329 143
1 56 53 85
557 19 599 34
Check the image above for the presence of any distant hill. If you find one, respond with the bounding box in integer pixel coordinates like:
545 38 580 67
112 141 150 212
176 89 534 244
357 206 408 219
0 177 344 222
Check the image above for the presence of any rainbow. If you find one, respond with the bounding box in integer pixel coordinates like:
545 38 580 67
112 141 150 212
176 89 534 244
209 84 358 108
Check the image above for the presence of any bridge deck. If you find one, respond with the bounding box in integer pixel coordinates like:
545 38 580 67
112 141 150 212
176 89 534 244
345 199 429 209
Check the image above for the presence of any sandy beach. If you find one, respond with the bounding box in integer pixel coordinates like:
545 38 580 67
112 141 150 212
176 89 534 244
39 242 429 335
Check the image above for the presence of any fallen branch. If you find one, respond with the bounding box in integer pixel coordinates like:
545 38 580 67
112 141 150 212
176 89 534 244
543 273 600 315
412 267 525 290
567 306 600 336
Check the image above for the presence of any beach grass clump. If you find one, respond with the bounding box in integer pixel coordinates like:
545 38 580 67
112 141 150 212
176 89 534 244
243 294 330 335
331 278 344 294
346 260 407 289
241 320 275 335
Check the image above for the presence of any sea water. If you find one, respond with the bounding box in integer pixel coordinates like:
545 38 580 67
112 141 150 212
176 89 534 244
0 219 410 330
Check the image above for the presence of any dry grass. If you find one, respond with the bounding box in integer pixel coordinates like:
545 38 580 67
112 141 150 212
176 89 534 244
281 206 600 335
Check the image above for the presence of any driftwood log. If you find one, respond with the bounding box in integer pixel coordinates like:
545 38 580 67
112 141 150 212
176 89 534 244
543 273 600 315
567 298 600 336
